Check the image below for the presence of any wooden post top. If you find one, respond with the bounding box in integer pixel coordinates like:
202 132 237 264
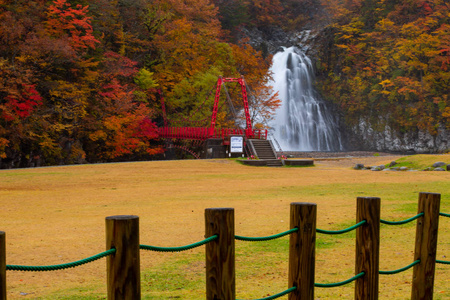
419 192 440 196
290 202 317 206
106 215 139 220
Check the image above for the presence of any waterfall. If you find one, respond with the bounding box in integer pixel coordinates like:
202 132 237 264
270 47 343 151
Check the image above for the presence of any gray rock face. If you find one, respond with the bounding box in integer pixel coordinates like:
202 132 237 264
354 163 365 170
434 168 446 171
432 162 446 168
389 161 397 167
240 27 317 55
348 119 450 153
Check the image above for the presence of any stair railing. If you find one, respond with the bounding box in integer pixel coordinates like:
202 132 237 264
267 132 284 158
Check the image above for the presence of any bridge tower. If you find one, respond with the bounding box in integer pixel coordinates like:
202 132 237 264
158 76 267 159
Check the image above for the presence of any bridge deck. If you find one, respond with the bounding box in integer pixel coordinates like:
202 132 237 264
158 127 267 141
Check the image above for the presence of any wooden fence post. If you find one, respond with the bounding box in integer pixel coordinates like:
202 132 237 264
355 197 380 300
205 208 235 300
411 192 440 300
0 232 6 300
288 203 316 300
105 215 140 300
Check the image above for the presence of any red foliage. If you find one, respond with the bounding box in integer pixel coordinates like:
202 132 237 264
102 51 139 79
46 0 99 51
134 118 160 140
92 78 163 159
2 84 43 121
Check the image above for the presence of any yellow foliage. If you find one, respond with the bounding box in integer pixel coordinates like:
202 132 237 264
89 130 107 142
442 107 450 118
336 44 350 50
0 138 9 159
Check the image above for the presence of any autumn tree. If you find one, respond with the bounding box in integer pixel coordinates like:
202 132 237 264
0 0 47 166
83 51 163 161
1 0 283 167
1 0 163 167
211 0 250 32
317 0 450 135
144 0 280 133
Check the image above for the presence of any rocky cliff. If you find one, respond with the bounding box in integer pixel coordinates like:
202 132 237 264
241 26 449 153
348 119 450 153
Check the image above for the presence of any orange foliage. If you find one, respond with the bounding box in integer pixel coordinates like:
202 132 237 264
1 0 284 167
318 0 450 134
46 0 99 52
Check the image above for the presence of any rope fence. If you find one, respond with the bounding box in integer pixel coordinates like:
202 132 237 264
139 235 218 253
378 260 420 275
314 271 365 288
235 228 299 241
316 220 366 234
380 212 424 225
0 192 448 300
5 249 116 272
237 286 297 300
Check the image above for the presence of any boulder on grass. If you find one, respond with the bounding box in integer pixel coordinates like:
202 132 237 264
389 161 397 167
354 163 365 170
432 162 446 168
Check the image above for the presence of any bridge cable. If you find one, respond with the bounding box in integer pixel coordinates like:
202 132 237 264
245 83 284 154
223 82 241 128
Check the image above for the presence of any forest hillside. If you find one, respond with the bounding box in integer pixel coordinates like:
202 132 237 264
316 0 450 151
1 0 449 168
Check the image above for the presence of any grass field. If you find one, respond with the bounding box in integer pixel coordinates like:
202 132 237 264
1 154 449 299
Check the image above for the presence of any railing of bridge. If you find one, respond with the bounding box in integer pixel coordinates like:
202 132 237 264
158 127 267 140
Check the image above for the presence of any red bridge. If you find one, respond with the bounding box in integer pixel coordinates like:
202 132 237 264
158 76 267 142
157 127 267 141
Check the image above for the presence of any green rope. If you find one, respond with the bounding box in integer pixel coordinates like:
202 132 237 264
380 212 424 225
436 260 450 265
235 228 299 241
140 235 218 252
316 220 366 235
379 260 420 275
440 212 450 218
6 248 116 272
237 286 296 300
315 272 365 288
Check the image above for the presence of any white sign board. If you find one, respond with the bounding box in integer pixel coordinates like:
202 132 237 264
230 136 244 153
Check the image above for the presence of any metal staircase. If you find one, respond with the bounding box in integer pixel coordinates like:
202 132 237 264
247 139 283 167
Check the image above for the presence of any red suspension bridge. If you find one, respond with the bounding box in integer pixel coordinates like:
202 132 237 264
157 76 268 143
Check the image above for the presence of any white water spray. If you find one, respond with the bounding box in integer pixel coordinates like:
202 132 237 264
270 47 343 151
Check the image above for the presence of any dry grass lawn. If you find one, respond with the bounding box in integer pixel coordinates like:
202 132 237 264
0 154 449 299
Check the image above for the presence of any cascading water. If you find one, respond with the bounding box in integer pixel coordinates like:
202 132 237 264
270 47 343 151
